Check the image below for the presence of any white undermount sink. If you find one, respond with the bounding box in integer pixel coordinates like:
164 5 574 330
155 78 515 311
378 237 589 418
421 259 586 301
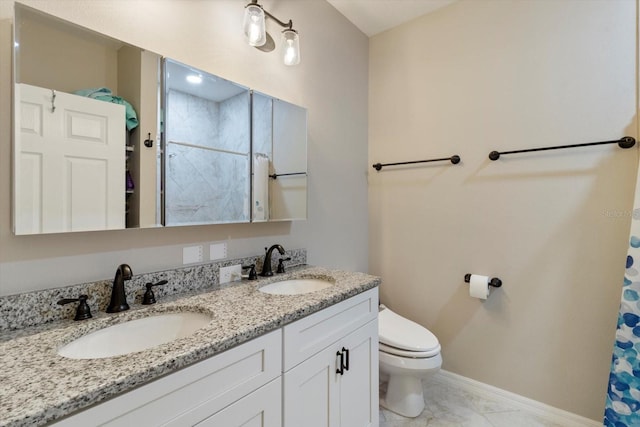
259 278 334 295
58 312 212 359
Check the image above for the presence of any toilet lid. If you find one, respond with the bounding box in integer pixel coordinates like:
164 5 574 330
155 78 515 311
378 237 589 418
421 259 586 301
379 307 440 353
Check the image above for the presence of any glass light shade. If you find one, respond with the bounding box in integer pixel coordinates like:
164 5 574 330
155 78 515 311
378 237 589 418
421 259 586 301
282 29 300 66
243 4 266 47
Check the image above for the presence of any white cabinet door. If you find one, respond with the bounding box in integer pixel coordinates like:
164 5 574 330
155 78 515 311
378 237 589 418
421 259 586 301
338 319 379 427
283 342 340 427
15 83 126 234
196 378 281 427
283 318 378 427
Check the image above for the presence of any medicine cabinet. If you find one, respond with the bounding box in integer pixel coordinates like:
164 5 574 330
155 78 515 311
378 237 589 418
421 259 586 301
12 3 307 235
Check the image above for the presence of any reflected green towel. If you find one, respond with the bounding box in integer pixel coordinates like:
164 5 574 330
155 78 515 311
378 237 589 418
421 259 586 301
74 87 139 131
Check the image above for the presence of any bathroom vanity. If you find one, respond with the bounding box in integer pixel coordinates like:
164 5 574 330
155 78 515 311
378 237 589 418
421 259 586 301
0 267 379 427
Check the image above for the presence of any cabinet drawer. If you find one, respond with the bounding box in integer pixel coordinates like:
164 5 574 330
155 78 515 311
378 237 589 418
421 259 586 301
283 287 378 371
196 377 281 427
52 329 281 427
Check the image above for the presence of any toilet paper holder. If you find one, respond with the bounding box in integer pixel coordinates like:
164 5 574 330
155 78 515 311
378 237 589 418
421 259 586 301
464 274 502 288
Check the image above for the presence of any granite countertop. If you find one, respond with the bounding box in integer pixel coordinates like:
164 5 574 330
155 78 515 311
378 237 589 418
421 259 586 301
0 266 380 427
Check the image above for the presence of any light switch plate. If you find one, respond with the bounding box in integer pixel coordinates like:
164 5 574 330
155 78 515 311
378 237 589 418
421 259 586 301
183 245 203 264
210 242 227 260
219 264 242 284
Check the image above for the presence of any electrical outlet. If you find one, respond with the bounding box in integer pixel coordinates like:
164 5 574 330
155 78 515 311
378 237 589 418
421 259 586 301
219 264 242 284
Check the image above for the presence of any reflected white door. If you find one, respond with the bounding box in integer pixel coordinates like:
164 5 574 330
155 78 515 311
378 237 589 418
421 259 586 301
14 83 125 234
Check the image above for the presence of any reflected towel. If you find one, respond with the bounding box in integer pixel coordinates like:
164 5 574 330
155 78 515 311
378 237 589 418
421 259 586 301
74 87 139 131
253 153 270 221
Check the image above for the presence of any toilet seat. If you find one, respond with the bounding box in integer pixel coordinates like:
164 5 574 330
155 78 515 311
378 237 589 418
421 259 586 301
379 307 440 354
379 342 441 358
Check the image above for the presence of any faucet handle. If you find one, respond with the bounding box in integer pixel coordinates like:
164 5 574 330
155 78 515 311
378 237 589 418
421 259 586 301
242 264 258 280
142 280 168 305
276 257 292 274
57 294 92 321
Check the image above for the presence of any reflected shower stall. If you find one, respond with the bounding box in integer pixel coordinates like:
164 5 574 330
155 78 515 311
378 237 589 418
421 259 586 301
162 59 251 226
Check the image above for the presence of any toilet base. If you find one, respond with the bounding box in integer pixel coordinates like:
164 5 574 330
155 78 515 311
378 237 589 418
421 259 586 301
380 375 425 418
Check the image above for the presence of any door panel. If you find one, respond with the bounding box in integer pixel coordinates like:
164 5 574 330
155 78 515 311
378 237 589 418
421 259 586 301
14 83 125 234
196 378 281 427
339 320 379 427
284 344 340 427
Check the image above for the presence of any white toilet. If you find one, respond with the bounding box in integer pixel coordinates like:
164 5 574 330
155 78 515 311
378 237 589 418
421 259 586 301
378 305 442 417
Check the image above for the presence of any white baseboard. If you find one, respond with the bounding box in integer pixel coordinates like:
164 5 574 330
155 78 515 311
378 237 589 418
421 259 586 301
434 370 601 427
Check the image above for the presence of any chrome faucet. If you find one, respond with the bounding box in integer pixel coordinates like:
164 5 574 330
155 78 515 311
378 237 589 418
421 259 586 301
107 264 132 313
260 244 285 277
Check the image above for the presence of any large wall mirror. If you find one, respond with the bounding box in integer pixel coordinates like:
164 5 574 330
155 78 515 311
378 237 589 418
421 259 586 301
12 3 307 235
252 92 308 222
13 3 161 234
163 59 251 226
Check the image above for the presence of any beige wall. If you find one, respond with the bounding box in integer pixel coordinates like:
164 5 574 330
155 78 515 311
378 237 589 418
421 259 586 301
369 0 637 421
0 0 369 295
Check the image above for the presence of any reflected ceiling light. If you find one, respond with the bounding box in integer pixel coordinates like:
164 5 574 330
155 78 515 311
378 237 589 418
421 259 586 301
186 74 203 84
242 0 301 66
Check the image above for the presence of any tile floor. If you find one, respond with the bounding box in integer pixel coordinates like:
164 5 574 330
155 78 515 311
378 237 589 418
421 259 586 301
379 374 574 427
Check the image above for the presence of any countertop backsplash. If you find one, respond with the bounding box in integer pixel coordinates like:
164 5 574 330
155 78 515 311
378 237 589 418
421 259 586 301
0 248 306 331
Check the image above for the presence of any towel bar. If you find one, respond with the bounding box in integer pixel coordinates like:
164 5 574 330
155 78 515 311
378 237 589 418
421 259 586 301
489 136 635 161
372 155 461 171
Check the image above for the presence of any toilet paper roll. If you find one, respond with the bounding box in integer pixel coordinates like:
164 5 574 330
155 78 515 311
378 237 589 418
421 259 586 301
469 274 490 300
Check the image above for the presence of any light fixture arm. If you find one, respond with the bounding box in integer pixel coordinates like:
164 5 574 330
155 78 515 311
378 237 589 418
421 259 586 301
265 10 293 30
248 0 294 30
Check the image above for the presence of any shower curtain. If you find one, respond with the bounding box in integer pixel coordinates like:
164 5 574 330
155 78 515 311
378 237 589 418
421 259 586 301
605 164 640 426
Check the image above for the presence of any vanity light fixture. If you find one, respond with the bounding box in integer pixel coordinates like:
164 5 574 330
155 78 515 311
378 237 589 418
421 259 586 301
242 0 301 66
